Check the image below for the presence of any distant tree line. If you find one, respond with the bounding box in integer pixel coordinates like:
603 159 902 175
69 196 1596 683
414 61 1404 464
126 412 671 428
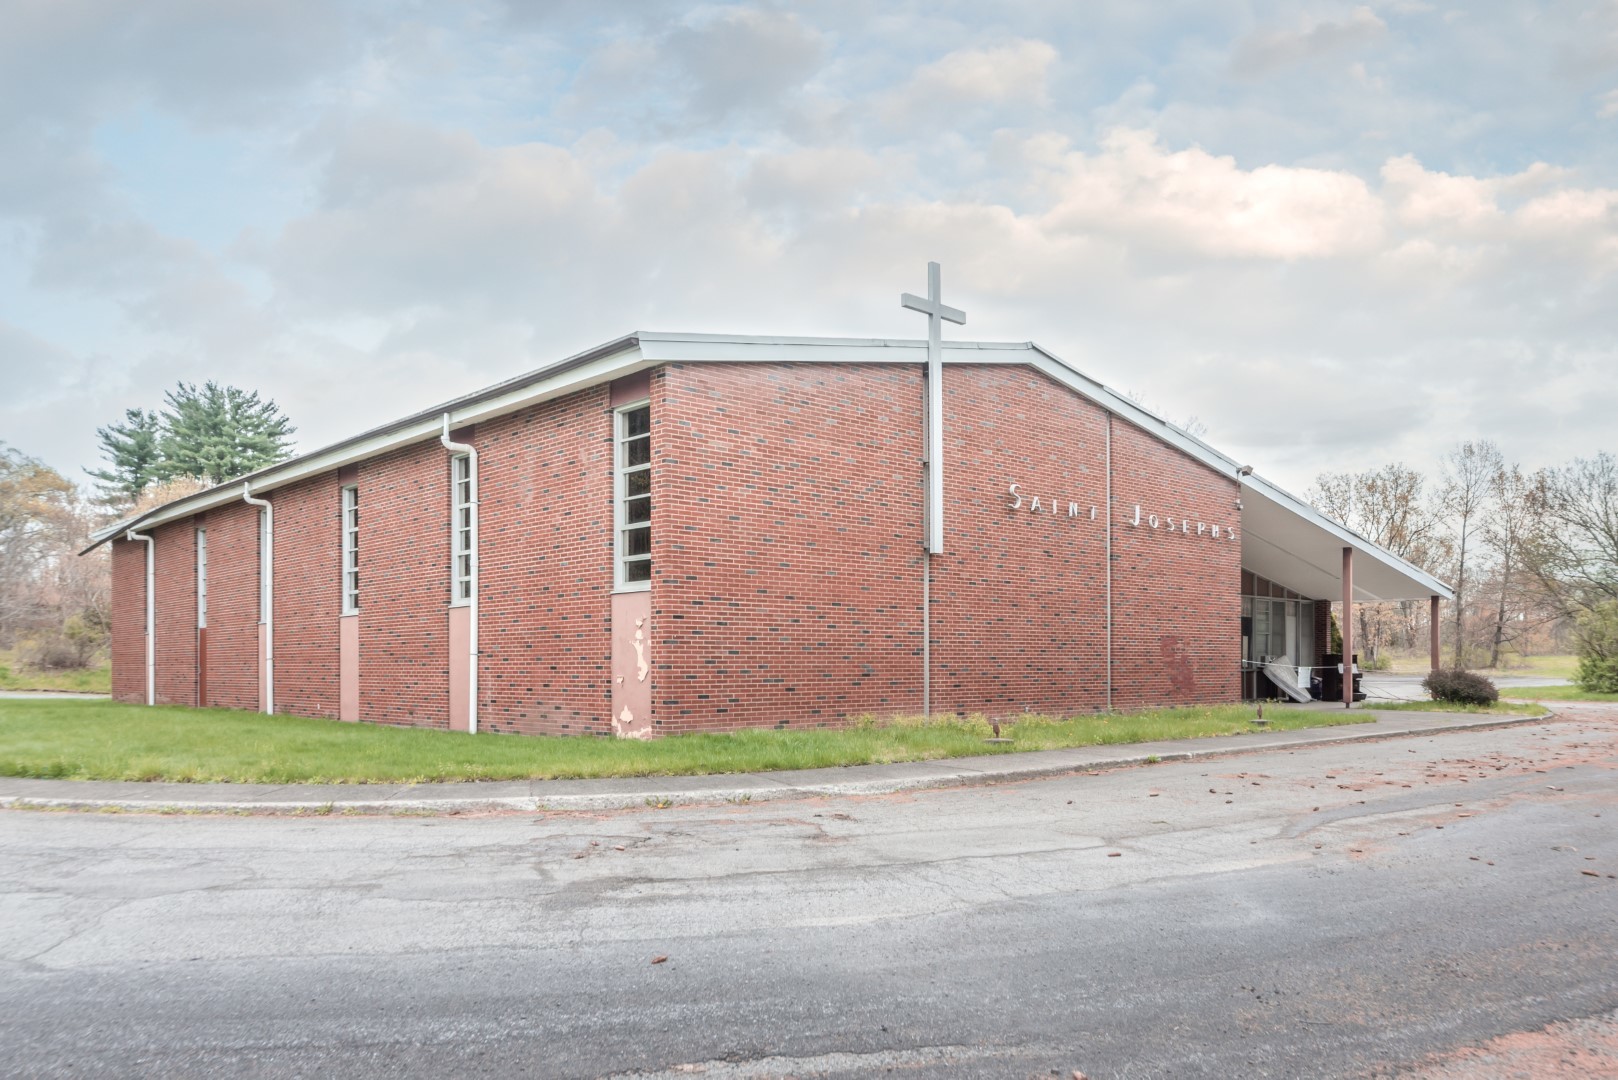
1308 441 1618 693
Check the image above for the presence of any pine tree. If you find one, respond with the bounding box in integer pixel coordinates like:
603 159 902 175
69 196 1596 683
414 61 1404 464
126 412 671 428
158 382 296 485
85 408 165 506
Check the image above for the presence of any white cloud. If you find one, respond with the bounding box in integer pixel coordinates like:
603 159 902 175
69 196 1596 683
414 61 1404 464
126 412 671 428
1380 155 1503 229
1038 129 1385 260
884 39 1059 123
1229 7 1389 78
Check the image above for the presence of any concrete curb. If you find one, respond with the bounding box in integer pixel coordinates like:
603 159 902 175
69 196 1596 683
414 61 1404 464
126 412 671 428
0 707 1566 816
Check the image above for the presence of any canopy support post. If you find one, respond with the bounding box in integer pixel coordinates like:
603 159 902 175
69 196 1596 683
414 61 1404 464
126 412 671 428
1341 547 1354 709
1430 595 1441 673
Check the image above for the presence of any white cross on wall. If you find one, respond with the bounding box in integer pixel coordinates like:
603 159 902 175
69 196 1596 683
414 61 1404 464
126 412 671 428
901 261 966 554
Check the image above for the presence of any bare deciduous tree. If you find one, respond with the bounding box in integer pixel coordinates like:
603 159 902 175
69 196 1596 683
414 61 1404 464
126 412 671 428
1523 453 1618 615
1480 462 1540 668
0 445 76 646
1308 463 1443 665
1439 440 1502 668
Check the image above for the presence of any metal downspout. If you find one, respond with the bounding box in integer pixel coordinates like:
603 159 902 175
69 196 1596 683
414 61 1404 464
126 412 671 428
441 415 479 734
125 528 155 706
242 485 274 715
1105 415 1113 713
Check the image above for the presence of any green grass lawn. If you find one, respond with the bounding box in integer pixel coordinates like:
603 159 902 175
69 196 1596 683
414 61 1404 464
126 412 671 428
1365 700 1551 716
1500 685 1618 703
0 649 110 694
0 698 1377 785
1385 653 1579 679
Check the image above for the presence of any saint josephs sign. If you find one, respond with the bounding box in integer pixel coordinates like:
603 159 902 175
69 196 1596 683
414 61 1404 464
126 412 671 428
1005 482 1238 542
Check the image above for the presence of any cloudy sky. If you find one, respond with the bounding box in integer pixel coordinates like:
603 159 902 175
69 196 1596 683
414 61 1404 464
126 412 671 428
1 0 1614 496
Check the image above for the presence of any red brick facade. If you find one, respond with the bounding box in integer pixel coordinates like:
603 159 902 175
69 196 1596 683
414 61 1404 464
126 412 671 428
108 359 1251 733
271 473 342 719
110 538 147 703
351 440 453 728
652 363 927 732
197 502 260 711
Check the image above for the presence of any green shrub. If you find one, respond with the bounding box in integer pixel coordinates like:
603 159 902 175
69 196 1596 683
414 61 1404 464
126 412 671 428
1422 668 1499 706
1574 603 1618 694
1576 655 1618 694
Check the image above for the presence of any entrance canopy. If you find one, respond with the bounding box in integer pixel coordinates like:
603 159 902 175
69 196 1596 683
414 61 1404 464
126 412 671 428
1239 478 1450 603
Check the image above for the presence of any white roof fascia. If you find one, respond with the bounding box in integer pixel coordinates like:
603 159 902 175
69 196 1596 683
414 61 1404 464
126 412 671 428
1239 473 1452 599
84 339 649 551
1019 342 1453 602
637 332 1030 365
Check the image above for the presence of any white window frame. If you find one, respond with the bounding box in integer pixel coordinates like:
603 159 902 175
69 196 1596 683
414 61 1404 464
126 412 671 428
450 454 473 605
614 400 652 592
196 528 207 629
341 484 360 614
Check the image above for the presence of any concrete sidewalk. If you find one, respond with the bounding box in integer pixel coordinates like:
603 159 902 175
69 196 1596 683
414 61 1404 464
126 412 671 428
0 707 1563 814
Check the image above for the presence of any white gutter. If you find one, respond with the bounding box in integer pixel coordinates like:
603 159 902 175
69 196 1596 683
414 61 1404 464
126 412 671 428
80 338 646 554
440 415 479 735
242 485 274 715
125 528 155 706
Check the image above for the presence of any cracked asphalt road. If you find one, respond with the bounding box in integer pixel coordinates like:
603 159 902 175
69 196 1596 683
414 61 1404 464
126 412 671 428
2 706 1616 1079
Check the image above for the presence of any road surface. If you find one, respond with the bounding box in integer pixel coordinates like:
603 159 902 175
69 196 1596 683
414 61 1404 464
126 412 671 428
2 705 1615 1078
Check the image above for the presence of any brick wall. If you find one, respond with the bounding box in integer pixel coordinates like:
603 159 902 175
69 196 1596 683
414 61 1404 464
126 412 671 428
652 362 926 733
649 362 1241 731
1314 600 1334 659
110 538 147 703
198 502 262 710
271 472 342 719
475 383 615 735
354 440 453 728
151 517 199 706
1109 418 1241 709
933 365 1110 715
105 358 1248 732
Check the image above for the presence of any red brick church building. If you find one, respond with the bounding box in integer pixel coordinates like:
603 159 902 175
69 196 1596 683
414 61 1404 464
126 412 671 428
89 290 1449 737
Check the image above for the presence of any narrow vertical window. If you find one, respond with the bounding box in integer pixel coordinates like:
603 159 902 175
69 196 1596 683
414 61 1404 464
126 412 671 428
451 454 472 603
616 402 651 588
341 485 360 614
196 528 208 628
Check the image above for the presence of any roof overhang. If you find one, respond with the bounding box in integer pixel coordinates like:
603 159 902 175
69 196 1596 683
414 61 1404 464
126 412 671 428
81 330 1454 603
1238 478 1450 602
1013 343 1451 603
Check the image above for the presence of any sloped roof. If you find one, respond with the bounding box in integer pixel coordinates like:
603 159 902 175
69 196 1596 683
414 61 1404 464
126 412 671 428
83 331 1451 602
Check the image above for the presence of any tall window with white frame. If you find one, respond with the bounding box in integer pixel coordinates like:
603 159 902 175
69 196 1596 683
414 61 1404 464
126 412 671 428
341 485 360 614
616 403 651 588
451 454 472 603
196 528 208 629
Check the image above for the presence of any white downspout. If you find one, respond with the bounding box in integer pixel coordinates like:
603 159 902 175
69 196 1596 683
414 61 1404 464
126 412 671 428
126 528 155 706
1105 415 1113 713
441 415 479 735
242 485 274 715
